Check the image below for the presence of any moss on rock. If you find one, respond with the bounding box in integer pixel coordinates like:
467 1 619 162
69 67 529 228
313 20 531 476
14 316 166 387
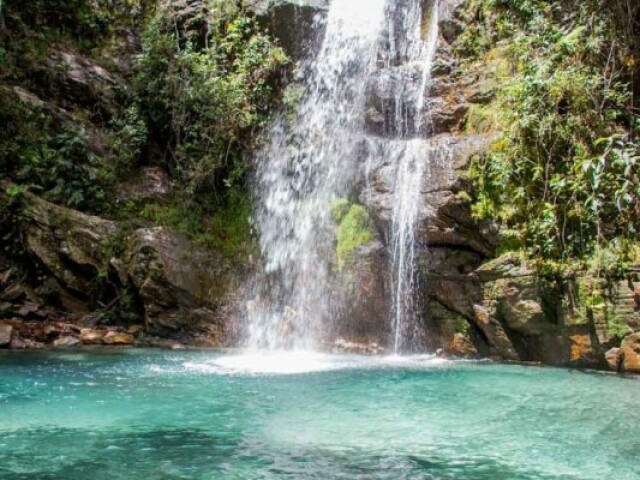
335 203 375 271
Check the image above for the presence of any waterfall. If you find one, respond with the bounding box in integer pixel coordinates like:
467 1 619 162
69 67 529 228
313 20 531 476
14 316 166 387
388 0 442 353
247 0 388 350
246 0 443 353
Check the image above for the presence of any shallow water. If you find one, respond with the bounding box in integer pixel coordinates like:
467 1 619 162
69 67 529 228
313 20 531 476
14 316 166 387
0 350 638 479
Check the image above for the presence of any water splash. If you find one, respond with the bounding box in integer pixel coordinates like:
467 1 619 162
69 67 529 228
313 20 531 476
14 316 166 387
246 0 388 349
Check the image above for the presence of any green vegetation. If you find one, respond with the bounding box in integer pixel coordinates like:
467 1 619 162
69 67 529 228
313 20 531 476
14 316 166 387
457 0 640 275
333 200 375 270
0 0 288 255
136 0 288 201
0 91 114 212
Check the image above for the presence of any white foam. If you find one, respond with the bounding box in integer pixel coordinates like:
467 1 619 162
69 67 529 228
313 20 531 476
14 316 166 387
182 351 451 376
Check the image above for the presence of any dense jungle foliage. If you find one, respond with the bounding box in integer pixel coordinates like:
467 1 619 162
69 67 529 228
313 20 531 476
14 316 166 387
0 0 287 256
457 0 640 275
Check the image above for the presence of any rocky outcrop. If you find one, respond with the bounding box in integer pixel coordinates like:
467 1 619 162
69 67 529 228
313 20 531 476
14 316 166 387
1 190 239 346
421 251 640 372
353 0 640 372
122 226 239 341
250 0 329 61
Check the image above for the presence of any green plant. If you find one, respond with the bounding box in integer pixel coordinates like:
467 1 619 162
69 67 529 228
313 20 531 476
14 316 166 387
458 0 640 273
136 0 288 209
110 104 148 174
0 93 114 213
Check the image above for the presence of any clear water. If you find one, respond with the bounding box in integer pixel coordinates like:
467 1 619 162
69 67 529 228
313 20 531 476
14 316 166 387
1 350 639 479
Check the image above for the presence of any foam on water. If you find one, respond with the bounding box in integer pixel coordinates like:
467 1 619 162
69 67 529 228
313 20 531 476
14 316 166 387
182 351 450 375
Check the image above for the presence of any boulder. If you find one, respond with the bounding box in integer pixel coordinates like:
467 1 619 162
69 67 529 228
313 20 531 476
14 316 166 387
102 331 134 345
449 332 478 357
53 336 80 348
123 227 232 334
568 334 594 364
79 329 105 345
605 347 623 372
19 191 120 295
10 191 234 342
620 333 640 373
0 323 13 346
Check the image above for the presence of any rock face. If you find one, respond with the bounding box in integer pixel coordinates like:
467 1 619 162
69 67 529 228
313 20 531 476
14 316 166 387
347 0 640 371
250 0 329 61
4 191 237 345
123 227 238 339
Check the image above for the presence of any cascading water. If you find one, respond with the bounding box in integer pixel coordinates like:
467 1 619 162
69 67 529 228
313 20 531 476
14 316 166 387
246 0 445 353
387 0 443 353
247 0 388 350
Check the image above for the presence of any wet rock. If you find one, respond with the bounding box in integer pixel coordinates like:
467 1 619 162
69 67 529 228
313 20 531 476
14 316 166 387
53 336 80 348
250 0 329 61
331 337 385 355
620 333 640 373
330 240 389 345
0 323 13 346
102 331 135 345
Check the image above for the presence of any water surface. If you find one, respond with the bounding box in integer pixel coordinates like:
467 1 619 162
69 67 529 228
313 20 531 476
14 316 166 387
1 350 638 479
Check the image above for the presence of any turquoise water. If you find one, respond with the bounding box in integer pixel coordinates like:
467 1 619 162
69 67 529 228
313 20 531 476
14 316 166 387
0 350 639 479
